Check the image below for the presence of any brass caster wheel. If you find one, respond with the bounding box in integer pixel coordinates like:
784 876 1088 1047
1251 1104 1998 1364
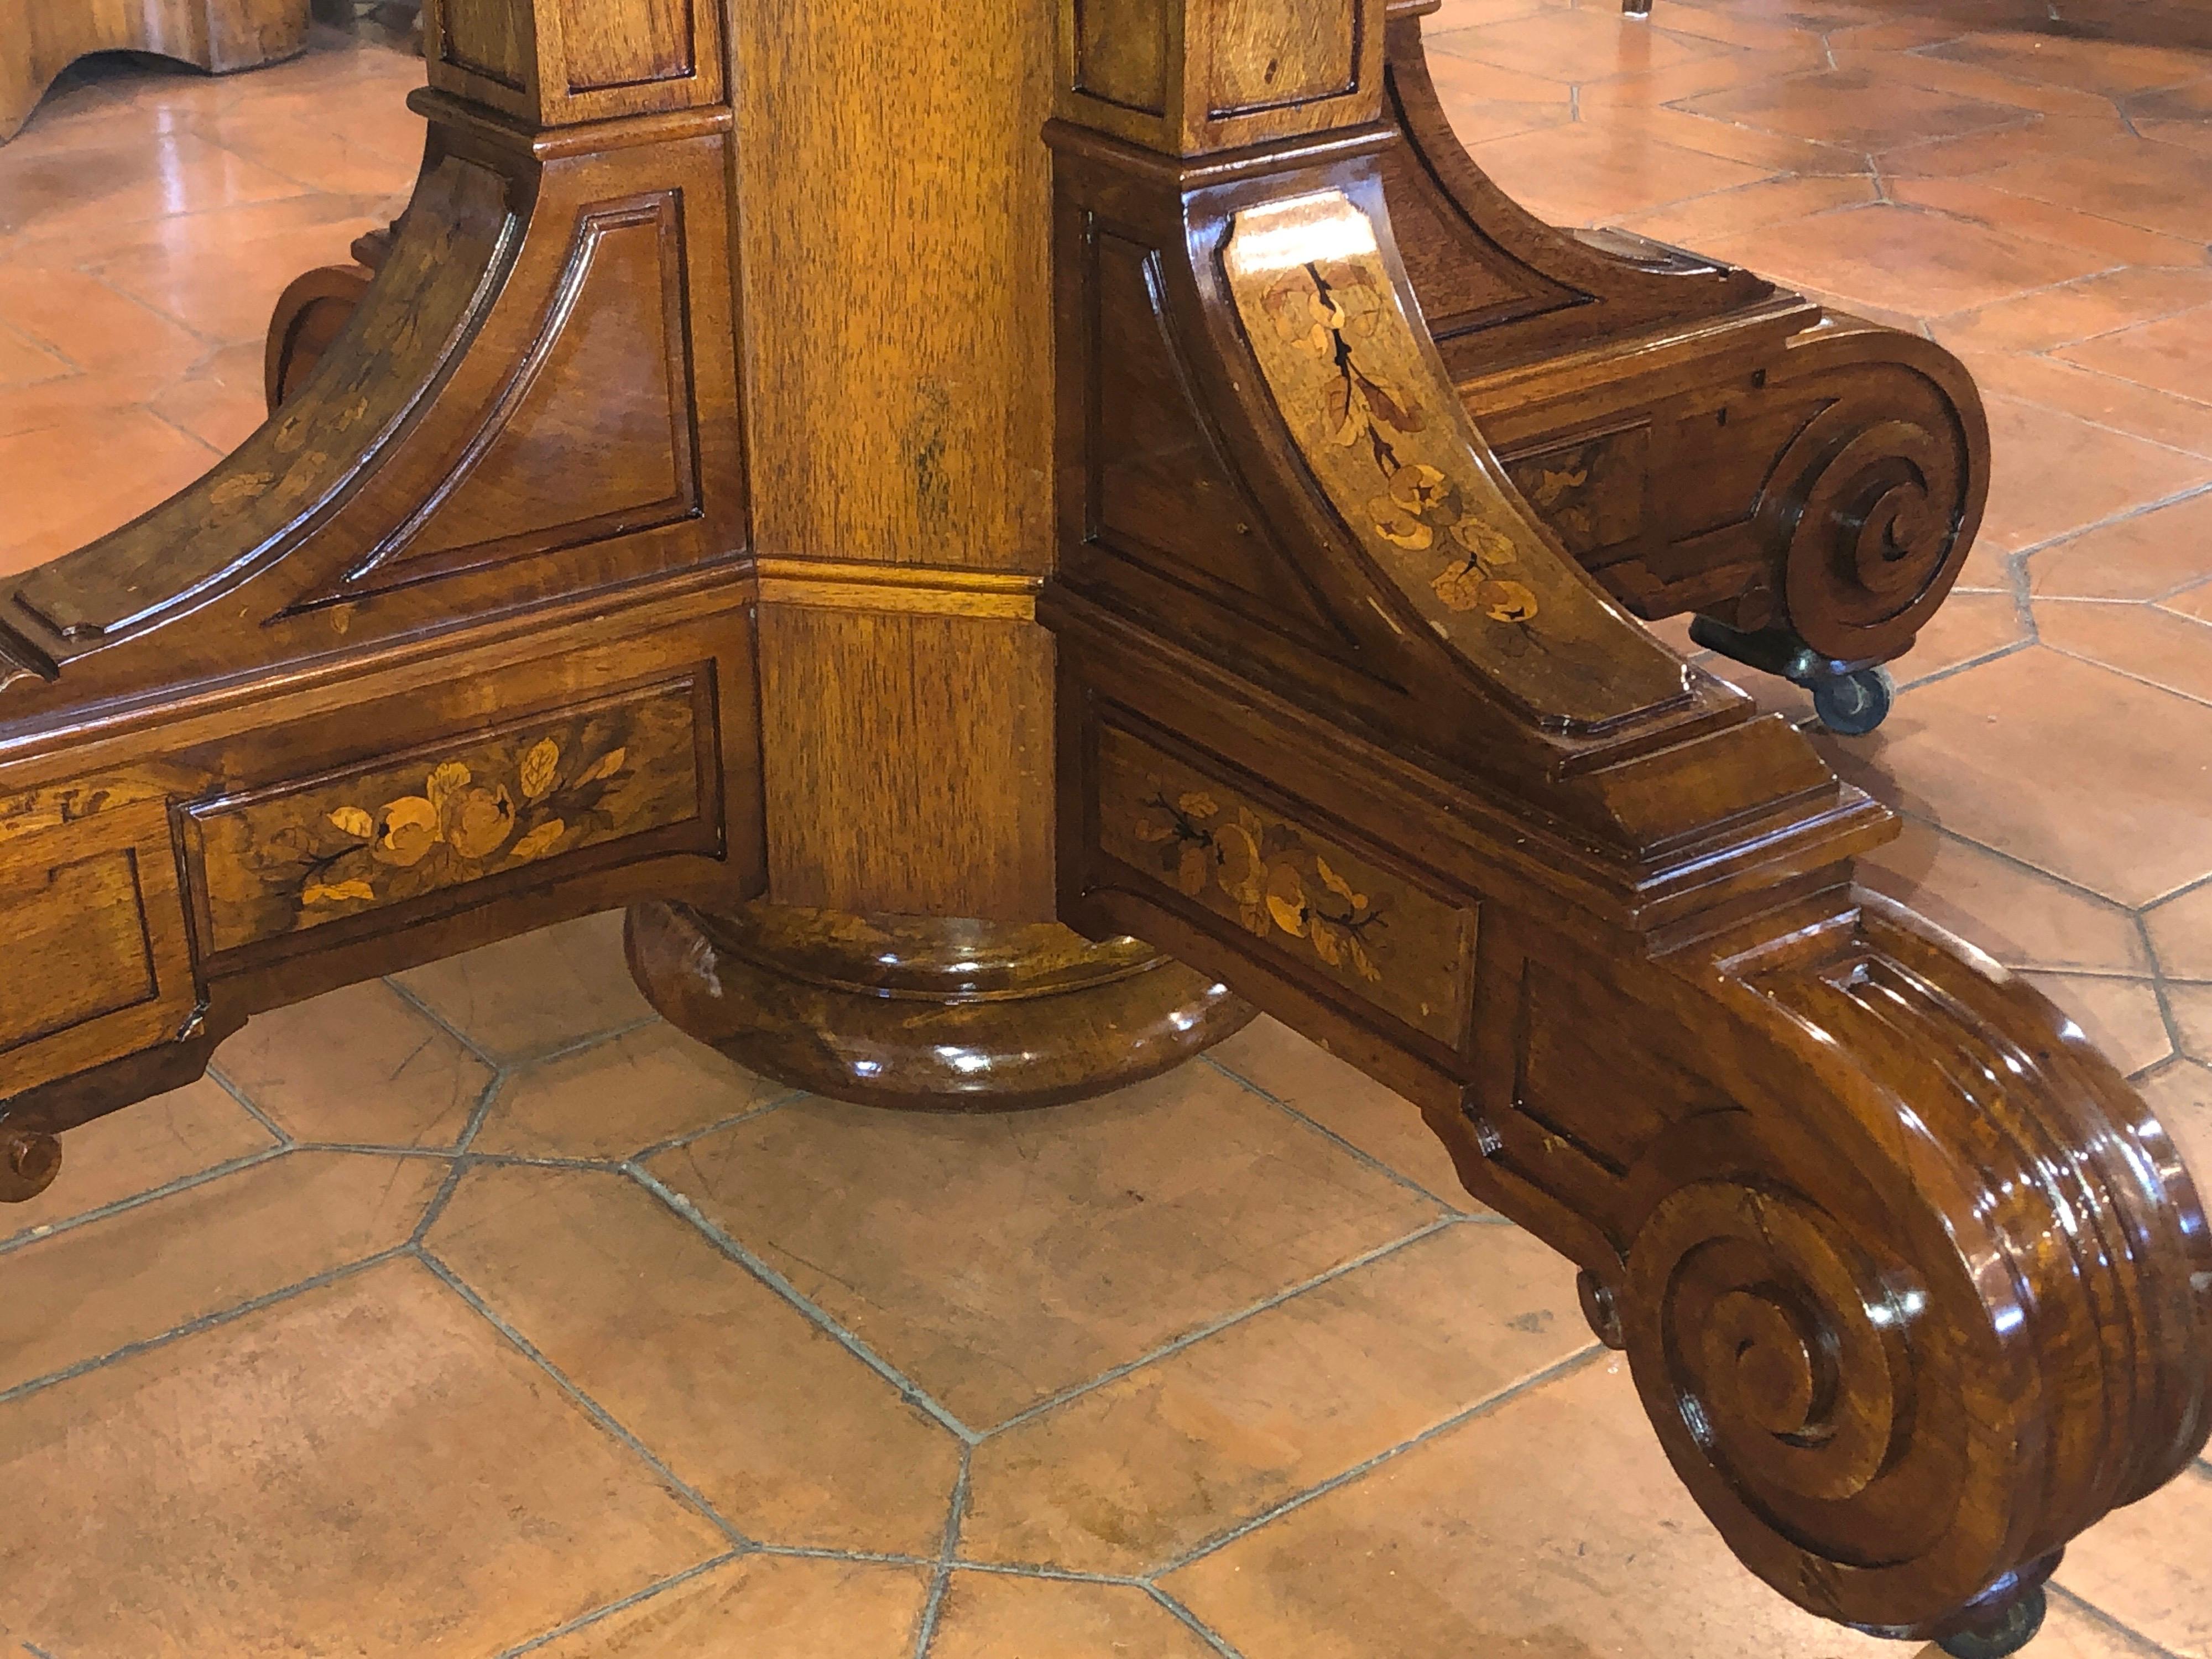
1937 1587 2047 1659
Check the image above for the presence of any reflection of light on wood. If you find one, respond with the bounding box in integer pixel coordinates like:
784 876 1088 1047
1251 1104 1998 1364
1222 191 1380 272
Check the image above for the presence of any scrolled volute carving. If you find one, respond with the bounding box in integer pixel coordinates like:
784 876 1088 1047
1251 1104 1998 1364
1762 342 1986 665
1604 893 2211 1641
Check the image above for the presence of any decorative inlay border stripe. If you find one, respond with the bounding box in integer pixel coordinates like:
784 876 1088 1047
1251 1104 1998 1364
750 559 1043 620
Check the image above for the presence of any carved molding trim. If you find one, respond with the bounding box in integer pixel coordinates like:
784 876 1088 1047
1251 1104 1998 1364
321 189 702 604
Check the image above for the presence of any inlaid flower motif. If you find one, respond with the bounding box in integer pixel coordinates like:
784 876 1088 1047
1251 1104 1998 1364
1131 782 1387 985
267 727 641 922
1265 863 1308 937
1370 463 1461 552
509 818 567 864
373 796 440 867
1262 262 1383 356
445 785 517 859
520 739 561 801
1477 579 1541 624
1216 818 1266 909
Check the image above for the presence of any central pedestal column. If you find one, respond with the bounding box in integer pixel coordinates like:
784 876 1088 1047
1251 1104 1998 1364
618 0 1252 1104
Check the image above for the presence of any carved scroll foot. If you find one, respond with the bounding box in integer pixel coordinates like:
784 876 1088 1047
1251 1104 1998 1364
1376 6 1987 674
627 901 1254 1112
1046 92 2210 1651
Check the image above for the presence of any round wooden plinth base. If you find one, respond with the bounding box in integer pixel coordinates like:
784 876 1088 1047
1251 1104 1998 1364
625 900 1255 1112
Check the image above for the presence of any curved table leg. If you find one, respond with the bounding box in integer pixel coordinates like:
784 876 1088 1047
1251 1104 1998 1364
1377 2 1988 713
1044 55 2212 1648
0 72 762 1168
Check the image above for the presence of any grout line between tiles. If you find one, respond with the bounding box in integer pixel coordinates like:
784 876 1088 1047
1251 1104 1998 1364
1148 1343 1609 1577
982 1215 1463 1439
0 1144 292 1260
201 1063 294 1144
490 1548 748 1659
414 1246 754 1550
938 1558 1145 1585
511 1013 669 1070
2047 1582 2190 1659
753 1543 937 1569
910 1446 973 1659
0 1247 405 1408
2038 639 2212 714
1196 1050 1487 1212
1145 1585 1253 1659
623 1163 981 1445
373 974 503 1071
628 1087 811 1160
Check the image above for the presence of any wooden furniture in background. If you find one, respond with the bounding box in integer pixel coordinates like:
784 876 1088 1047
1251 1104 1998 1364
3 1 2206 1654
2 0 311 143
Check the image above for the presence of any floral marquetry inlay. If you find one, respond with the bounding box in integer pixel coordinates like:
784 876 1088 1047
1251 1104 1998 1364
1223 190 1687 730
1097 724 1475 1046
190 683 703 953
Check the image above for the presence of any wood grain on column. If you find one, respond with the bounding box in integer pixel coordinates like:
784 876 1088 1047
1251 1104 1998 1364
729 0 1060 920
728 0 1055 575
757 604 1056 921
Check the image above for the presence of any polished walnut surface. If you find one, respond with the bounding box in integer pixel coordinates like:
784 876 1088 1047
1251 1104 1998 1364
2 2 2212 1656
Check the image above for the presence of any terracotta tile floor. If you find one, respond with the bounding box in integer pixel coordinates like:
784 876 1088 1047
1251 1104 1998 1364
3 2 2212 1655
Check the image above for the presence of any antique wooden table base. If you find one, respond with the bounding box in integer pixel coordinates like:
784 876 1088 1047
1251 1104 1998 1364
2 1 2207 1652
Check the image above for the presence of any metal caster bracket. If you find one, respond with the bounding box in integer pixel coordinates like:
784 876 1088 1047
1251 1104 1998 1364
1689 615 1897 736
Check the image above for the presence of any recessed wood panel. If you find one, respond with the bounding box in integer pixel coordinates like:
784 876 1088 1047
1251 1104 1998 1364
188 678 710 954
560 0 693 89
1074 0 1173 114
436 0 532 90
1205 0 1358 115
1094 722 1476 1045
1 848 159 1053
354 192 699 594
0 795 197 1096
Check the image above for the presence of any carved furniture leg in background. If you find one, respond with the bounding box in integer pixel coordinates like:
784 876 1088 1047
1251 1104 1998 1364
2 0 312 143
1046 1 2210 1651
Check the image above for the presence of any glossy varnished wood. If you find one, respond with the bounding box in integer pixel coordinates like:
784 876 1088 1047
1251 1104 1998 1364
1375 0 1988 664
1044 2 2210 1648
629 899 1255 1110
1 1 2204 1653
